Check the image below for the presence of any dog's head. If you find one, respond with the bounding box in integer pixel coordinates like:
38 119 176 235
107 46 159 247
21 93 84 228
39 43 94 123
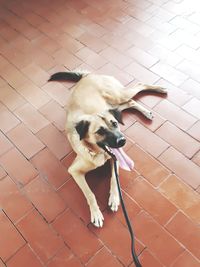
75 109 126 149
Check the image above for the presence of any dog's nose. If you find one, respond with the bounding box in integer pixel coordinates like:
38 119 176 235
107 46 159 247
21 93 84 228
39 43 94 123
116 137 126 147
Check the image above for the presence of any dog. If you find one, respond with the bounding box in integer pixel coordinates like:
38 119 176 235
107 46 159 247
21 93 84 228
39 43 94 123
49 71 167 227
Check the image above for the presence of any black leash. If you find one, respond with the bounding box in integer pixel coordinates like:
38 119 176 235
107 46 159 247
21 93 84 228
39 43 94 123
113 158 142 267
104 147 142 267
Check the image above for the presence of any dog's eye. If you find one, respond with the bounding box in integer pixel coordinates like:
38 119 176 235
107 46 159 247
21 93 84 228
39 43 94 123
96 127 106 135
111 120 118 128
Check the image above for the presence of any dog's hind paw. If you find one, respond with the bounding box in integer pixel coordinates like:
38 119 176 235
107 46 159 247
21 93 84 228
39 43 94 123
109 193 120 212
158 87 168 94
90 207 104 228
144 111 153 120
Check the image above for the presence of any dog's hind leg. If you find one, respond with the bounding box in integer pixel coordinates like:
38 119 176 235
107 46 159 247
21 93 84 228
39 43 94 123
118 99 153 120
122 83 167 100
68 156 104 227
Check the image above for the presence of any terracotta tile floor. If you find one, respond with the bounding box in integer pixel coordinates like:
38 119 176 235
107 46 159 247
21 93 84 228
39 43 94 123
0 0 200 266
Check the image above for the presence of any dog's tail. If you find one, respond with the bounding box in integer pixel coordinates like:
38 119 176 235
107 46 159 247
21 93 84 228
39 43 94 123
48 71 88 83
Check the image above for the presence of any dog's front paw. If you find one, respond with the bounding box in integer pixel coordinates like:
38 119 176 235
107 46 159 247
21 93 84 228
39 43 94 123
108 193 120 212
90 206 104 227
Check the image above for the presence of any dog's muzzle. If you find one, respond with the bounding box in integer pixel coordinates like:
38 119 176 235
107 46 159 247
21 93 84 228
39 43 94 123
115 136 126 147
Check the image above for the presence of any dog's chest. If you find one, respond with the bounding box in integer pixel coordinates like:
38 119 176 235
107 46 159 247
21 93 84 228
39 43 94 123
89 150 110 167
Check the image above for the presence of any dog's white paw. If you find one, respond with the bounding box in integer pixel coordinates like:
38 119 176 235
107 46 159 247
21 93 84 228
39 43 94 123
144 111 153 120
108 193 120 212
90 206 104 228
159 87 168 94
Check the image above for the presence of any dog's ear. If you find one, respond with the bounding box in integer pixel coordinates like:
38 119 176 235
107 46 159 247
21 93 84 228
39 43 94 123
75 120 90 140
109 109 124 125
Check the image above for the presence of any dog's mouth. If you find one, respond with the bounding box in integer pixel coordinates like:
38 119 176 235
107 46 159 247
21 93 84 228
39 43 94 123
102 145 134 171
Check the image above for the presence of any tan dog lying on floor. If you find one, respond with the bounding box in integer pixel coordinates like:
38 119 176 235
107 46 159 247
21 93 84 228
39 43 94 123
49 71 167 227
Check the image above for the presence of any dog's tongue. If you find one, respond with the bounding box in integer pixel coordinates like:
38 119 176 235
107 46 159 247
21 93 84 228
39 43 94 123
110 148 134 171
